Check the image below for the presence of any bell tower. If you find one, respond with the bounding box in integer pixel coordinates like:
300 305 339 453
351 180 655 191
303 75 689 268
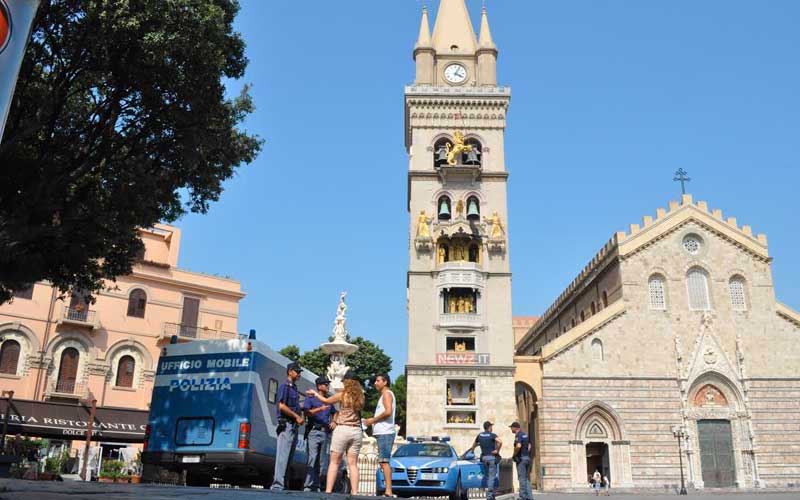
405 1 516 453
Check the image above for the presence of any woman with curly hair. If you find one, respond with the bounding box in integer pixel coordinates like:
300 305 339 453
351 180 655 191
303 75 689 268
306 370 365 494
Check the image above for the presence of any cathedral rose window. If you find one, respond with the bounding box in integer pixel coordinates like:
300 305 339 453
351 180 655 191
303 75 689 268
682 234 702 255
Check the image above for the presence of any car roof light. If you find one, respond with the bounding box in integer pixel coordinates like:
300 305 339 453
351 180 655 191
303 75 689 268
407 437 416 442
441 436 451 442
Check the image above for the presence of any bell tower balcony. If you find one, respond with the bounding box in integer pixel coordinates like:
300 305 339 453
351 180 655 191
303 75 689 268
437 262 484 289
439 312 483 330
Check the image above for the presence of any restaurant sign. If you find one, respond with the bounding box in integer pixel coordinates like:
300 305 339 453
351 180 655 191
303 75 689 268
436 353 491 366
1 398 148 443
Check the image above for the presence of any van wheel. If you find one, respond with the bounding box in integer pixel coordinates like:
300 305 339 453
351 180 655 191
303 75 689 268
185 471 210 488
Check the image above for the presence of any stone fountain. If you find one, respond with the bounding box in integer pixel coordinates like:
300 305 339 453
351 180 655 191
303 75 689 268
320 292 359 391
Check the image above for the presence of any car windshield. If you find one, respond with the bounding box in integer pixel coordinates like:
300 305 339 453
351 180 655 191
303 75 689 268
394 443 454 458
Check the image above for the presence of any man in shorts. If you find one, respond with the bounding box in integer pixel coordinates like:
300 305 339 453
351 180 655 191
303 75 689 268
365 373 395 497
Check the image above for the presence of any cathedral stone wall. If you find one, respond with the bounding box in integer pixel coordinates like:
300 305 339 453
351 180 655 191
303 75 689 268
521 199 800 490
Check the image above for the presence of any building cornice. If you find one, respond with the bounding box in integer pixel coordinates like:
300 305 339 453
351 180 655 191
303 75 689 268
128 271 245 299
776 302 800 327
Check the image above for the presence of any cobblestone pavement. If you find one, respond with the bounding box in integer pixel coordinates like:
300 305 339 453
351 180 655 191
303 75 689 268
0 480 798 500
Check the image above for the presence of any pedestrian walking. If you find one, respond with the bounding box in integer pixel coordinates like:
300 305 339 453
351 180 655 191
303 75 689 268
510 422 533 500
365 373 395 497
270 362 304 490
302 376 337 492
592 469 602 496
602 474 610 496
466 421 502 500
306 370 364 494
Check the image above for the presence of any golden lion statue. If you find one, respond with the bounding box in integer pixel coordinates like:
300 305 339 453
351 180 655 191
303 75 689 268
445 131 473 166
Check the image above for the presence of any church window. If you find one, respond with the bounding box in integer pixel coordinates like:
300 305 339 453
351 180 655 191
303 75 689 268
0 340 21 375
682 234 702 255
602 291 608 308
570 318 575 328
447 337 475 352
438 196 452 220
591 339 604 361
580 311 585 322
729 276 747 311
648 274 667 310
591 302 596 315
687 268 711 310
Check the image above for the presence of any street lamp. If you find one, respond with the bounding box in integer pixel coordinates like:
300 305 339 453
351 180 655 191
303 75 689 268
671 425 689 495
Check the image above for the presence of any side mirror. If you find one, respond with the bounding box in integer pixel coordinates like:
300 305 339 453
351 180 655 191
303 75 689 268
463 451 476 461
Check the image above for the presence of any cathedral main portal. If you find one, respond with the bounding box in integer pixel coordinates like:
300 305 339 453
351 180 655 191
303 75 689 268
698 419 736 488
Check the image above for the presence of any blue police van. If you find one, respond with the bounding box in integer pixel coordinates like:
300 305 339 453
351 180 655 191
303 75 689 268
141 332 316 487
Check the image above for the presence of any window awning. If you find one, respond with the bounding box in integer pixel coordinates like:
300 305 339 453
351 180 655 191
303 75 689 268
1 398 148 443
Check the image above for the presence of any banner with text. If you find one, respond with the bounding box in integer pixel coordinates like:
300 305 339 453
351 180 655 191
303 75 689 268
436 353 491 366
1 398 148 442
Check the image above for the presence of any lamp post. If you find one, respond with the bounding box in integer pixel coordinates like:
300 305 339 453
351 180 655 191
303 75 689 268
672 425 689 495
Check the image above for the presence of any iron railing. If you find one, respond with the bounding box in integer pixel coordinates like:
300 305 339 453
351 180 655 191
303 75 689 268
63 306 96 324
162 322 243 341
357 453 379 495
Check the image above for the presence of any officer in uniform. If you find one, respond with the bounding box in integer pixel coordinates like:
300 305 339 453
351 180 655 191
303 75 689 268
302 376 337 491
271 362 304 490
510 421 534 500
467 421 503 500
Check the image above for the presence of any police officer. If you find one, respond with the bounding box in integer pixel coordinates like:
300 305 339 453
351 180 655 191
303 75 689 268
510 421 534 500
271 361 304 490
302 376 337 491
467 421 503 500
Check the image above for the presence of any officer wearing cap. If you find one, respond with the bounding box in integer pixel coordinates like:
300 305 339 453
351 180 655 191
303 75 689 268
510 421 534 500
271 361 305 490
302 375 337 491
467 421 503 500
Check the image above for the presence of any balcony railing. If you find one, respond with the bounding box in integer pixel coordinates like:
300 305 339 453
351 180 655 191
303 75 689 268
437 267 484 289
439 313 483 330
162 322 243 341
45 379 88 399
59 306 99 329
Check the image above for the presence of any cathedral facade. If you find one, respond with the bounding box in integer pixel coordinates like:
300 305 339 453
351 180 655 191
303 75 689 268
404 1 517 455
515 196 800 490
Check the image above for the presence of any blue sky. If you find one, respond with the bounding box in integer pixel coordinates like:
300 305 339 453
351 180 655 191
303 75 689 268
175 1 800 377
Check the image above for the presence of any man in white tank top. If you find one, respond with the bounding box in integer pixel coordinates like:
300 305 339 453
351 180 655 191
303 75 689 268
365 373 395 497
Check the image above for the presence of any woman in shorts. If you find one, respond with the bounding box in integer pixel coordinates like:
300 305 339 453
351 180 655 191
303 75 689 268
307 370 365 494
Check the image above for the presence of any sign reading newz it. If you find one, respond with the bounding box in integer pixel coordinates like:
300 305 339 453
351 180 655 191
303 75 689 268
436 353 491 365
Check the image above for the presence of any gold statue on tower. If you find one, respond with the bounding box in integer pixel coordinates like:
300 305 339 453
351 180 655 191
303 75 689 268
445 131 473 166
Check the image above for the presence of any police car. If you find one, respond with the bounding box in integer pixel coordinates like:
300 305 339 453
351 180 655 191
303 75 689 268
376 437 493 500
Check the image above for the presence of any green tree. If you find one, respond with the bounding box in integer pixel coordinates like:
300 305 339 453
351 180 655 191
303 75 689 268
278 336 406 430
0 0 262 304
278 345 300 363
392 374 407 435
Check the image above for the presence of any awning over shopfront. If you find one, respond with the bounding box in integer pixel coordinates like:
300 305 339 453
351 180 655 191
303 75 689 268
1 398 148 443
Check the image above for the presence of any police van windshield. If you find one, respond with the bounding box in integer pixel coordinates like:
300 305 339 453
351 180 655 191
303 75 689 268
394 443 453 458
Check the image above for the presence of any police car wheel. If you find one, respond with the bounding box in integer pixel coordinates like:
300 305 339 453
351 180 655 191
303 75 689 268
449 476 464 500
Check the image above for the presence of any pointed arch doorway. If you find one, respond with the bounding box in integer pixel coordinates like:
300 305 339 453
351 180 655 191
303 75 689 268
570 402 633 488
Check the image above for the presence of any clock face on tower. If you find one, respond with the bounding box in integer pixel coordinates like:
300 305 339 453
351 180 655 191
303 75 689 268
443 63 467 85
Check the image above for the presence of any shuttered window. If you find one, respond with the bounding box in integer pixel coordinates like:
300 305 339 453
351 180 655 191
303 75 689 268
56 348 80 393
127 289 147 318
0 340 21 375
116 355 136 388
